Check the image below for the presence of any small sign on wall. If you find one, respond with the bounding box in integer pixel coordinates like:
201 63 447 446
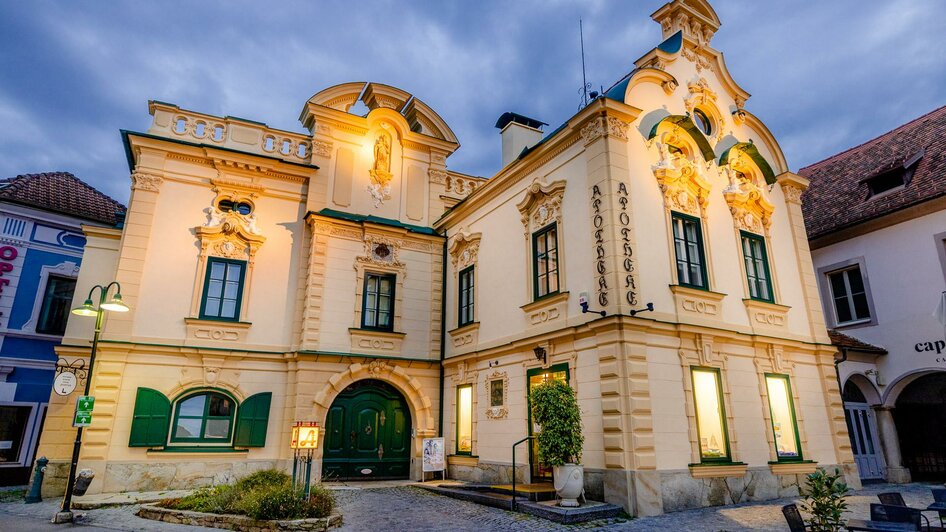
422 437 445 473
54 372 77 396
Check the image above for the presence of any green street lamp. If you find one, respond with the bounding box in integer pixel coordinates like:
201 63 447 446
54 282 128 524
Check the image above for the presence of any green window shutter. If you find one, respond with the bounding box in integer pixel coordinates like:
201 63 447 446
234 392 272 447
128 387 171 447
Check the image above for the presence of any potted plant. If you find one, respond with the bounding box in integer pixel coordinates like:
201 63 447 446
800 468 850 532
530 378 584 507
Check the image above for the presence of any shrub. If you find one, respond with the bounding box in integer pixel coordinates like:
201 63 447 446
529 379 583 466
306 485 335 518
801 468 850 532
240 483 309 520
235 469 290 492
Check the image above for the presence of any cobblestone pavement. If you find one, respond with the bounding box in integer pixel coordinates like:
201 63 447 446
1 481 942 531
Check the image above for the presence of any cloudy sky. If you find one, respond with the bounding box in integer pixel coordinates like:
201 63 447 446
1 1 944 204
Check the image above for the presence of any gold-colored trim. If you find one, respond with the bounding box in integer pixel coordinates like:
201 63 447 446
769 461 818 475
688 463 748 478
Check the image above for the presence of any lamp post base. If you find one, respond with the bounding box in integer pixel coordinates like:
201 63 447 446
52 510 75 524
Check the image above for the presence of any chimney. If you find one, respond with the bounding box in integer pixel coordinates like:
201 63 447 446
495 112 547 168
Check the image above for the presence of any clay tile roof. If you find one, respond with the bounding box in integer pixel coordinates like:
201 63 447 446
798 105 946 240
0 172 126 225
828 329 887 355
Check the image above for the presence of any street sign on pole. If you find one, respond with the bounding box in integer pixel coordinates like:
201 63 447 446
72 396 95 427
73 413 92 427
77 396 95 412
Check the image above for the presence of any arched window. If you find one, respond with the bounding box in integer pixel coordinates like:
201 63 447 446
171 391 236 443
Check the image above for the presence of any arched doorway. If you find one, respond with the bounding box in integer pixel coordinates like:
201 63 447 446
842 379 884 480
894 372 946 481
322 379 412 480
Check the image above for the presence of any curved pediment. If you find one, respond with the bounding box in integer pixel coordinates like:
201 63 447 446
720 142 776 185
305 82 366 112
606 67 680 103
648 115 715 161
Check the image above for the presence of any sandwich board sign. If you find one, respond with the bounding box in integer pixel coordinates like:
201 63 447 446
422 437 445 474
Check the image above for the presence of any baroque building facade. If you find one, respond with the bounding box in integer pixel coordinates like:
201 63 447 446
37 0 857 515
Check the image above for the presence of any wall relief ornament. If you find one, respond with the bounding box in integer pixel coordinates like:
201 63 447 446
580 116 630 145
428 169 447 185
780 183 804 204
681 46 713 72
517 180 567 238
483 370 509 420
357 234 405 268
196 203 266 261
367 125 394 207
448 231 482 271
722 151 775 233
131 172 164 192
312 139 333 158
651 132 711 216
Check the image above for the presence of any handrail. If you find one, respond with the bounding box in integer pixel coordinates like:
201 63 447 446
510 436 534 511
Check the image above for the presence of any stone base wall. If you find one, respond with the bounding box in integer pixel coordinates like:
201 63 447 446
37 459 291 498
137 504 342 531
447 460 528 485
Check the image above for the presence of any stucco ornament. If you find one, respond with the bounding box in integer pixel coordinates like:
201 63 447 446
358 234 405 268
367 125 394 207
448 231 482 271
722 150 774 233
197 202 266 262
517 180 567 239
650 132 711 216
131 172 164 192
484 370 509 420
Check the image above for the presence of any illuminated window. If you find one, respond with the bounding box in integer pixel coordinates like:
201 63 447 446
458 266 474 327
672 213 708 289
456 384 473 455
691 367 730 462
741 232 773 302
200 258 246 321
532 223 559 299
765 374 802 461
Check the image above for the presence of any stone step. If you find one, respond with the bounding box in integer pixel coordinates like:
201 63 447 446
489 483 557 502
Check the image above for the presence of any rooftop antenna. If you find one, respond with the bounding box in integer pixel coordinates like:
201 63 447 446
579 19 591 109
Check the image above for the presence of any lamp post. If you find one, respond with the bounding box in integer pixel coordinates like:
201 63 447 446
54 282 128 524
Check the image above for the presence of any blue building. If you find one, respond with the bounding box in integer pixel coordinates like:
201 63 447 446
0 172 124 486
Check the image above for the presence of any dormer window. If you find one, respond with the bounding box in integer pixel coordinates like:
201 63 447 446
864 149 923 198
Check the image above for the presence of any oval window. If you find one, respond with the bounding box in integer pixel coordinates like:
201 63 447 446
693 108 712 136
218 200 253 215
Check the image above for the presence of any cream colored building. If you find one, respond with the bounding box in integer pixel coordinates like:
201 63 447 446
37 0 857 516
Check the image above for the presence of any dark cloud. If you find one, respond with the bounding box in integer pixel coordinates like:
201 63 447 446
1 1 944 203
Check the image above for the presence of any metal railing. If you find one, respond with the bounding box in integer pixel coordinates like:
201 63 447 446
510 436 534 511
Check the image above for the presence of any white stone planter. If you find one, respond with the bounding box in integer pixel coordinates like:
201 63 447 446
552 464 583 507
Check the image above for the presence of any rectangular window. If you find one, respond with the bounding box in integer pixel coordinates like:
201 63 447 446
672 213 708 289
458 266 474 327
827 266 870 325
37 276 77 335
362 273 395 331
456 384 473 455
691 367 730 462
0 405 32 463
532 223 559 300
741 232 773 302
200 258 246 321
765 374 802 461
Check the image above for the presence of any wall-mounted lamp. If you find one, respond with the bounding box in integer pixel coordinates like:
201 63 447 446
578 292 607 317
488 360 500 368
533 346 547 365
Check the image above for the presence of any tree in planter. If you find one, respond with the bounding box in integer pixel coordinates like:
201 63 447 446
800 468 850 532
530 379 584 506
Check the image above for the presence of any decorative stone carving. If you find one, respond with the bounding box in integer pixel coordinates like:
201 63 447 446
723 151 775 233
312 139 332 158
732 108 748 126
662 79 678 95
448 231 482 271
367 359 393 376
367 125 394 207
580 116 630 145
651 132 711 216
517 180 566 239
684 77 717 114
131 172 163 192
781 183 804 204
358 234 404 268
452 361 477 385
196 204 266 262
681 46 713 72
428 169 447 185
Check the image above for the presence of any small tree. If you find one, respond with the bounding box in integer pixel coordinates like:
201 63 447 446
800 468 850 532
530 379 583 465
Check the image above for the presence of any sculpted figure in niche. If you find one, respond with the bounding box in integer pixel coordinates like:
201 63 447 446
373 131 391 176
367 126 394 207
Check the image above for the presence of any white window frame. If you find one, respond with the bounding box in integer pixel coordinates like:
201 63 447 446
0 401 43 468
818 258 877 328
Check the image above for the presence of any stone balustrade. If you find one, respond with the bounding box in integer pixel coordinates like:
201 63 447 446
445 172 485 198
148 101 312 165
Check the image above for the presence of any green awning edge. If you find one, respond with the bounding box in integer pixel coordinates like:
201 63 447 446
311 208 440 236
647 115 715 162
719 142 776 185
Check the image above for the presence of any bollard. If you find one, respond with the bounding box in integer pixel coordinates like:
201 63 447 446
24 456 48 504
72 469 95 497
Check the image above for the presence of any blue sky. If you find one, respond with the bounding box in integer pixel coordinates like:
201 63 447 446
1 1 944 204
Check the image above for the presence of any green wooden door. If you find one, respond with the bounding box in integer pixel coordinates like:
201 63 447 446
527 363 570 482
322 380 411 480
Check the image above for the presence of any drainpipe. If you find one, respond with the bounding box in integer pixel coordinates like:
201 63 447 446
438 232 447 437
834 346 848 401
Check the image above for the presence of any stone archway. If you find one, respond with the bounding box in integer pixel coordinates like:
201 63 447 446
312 361 436 480
893 371 946 481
